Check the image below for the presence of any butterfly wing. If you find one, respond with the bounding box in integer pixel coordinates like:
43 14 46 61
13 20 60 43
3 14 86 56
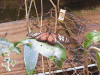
26 32 42 38
27 32 70 44
36 32 49 42
47 33 57 44
57 34 70 43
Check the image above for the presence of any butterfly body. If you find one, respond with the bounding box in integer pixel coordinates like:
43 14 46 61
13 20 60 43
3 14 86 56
26 32 70 44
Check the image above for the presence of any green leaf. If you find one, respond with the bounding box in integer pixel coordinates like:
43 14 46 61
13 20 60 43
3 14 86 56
0 37 22 56
10 60 16 67
0 47 9 55
14 38 31 47
0 37 14 47
24 45 39 75
54 58 63 68
0 37 8 41
6 66 11 71
27 39 66 68
14 41 21 47
2 53 5 57
96 51 100 74
14 38 66 68
12 47 22 54
84 31 100 49
4 57 11 63
14 41 24 47
49 56 55 60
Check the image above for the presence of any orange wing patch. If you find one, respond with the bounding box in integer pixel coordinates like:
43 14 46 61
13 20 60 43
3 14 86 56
36 33 49 41
51 33 57 38
47 34 57 44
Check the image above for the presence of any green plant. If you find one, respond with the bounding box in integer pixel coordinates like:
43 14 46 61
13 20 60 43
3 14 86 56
14 37 66 75
0 37 21 71
0 36 66 75
84 30 100 75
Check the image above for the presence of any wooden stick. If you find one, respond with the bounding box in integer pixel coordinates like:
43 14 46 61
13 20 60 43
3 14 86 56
40 0 43 32
28 0 33 19
25 0 28 19
33 0 39 21
84 51 89 75
42 55 44 74
83 46 100 75
25 0 31 33
41 0 44 74
49 59 51 75
49 0 57 33
57 0 60 11
88 46 100 52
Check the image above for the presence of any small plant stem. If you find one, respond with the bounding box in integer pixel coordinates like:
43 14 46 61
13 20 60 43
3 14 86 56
49 0 57 33
42 55 44 74
57 0 60 10
40 0 43 32
89 46 100 52
84 51 89 75
49 59 51 75
25 0 28 19
41 0 44 74
25 0 31 33
33 0 39 21
28 0 33 19
89 46 100 75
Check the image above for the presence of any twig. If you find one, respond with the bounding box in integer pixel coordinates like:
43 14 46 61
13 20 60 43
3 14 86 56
49 0 57 33
42 55 44 74
25 0 31 33
41 0 44 74
40 0 43 32
28 0 33 19
49 59 51 75
84 51 89 75
57 0 60 11
33 0 39 21
88 46 100 52
25 0 28 19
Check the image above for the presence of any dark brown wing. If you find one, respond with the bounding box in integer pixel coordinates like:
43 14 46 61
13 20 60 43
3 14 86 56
36 32 49 42
26 32 42 38
57 34 70 43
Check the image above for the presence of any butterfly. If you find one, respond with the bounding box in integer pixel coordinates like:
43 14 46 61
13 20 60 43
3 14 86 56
26 32 70 44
